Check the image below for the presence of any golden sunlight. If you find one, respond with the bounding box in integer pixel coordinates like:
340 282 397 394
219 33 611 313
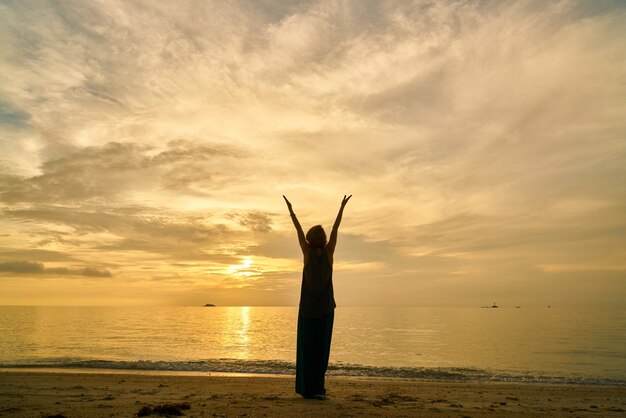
228 258 256 278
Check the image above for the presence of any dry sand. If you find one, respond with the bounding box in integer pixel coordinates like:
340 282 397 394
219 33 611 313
1 370 625 417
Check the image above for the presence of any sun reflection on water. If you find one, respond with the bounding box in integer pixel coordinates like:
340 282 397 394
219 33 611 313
221 306 251 359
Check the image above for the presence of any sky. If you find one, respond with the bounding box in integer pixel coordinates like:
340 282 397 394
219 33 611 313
0 0 625 307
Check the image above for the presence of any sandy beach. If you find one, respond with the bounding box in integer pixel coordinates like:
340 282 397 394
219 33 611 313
1 370 625 417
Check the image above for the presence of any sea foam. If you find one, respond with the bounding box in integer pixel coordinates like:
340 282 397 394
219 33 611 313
1 358 624 386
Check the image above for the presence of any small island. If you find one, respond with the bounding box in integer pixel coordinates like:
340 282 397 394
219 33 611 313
203 303 215 307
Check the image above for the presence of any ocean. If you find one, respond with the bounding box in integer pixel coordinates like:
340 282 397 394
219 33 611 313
1 306 624 385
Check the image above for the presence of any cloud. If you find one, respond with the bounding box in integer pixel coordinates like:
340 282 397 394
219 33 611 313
0 261 44 274
0 247 79 262
0 99 31 128
0 260 112 277
232 211 274 233
0 140 246 204
4 205 230 254
537 264 626 273
48 266 112 277
0 1 625 306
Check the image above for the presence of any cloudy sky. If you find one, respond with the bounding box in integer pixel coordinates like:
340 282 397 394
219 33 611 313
1 0 625 307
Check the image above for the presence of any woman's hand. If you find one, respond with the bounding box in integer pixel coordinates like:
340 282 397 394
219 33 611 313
283 195 294 213
328 195 351 255
284 195 307 254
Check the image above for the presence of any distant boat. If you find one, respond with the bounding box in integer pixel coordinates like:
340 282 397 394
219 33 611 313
516 306 521 308
204 303 215 307
491 302 498 308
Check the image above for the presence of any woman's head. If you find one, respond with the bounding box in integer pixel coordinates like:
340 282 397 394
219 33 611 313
306 225 327 248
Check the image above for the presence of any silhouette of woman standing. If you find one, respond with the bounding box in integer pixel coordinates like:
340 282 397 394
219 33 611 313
283 194 351 399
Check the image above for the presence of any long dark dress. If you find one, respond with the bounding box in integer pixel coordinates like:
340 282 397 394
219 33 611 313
295 247 336 398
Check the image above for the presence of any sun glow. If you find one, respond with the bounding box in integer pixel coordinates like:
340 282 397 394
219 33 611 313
229 258 256 278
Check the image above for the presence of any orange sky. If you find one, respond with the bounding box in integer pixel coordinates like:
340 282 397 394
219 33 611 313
1 1 625 307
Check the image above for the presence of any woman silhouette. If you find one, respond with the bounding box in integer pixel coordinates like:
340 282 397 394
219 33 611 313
283 194 352 399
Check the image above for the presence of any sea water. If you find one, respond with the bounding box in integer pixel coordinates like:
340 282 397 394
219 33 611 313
0 306 624 384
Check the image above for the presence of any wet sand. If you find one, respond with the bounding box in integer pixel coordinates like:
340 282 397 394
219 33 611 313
1 370 625 417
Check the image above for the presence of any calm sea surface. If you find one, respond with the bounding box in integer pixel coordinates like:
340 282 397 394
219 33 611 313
1 306 624 384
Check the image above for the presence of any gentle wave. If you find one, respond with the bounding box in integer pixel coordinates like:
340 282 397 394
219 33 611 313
1 358 624 386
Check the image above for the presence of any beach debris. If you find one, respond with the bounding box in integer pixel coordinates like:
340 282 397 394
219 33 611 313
135 402 191 416
607 407 626 412
136 406 153 417
372 393 419 407
45 415 67 418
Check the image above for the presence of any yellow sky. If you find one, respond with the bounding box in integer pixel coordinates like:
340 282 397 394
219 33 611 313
1 1 625 307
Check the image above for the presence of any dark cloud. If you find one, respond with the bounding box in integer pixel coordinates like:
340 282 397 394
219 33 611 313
48 266 112 277
232 211 273 233
2 204 245 263
0 260 44 274
0 140 245 204
0 247 78 262
0 260 112 277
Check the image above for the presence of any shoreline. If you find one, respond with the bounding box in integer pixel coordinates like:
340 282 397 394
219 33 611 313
2 365 624 387
0 367 289 379
2 370 625 417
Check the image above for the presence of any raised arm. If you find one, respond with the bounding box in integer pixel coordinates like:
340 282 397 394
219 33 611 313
283 195 308 255
327 195 351 258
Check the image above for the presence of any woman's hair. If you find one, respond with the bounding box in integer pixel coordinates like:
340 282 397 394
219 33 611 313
306 225 327 248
